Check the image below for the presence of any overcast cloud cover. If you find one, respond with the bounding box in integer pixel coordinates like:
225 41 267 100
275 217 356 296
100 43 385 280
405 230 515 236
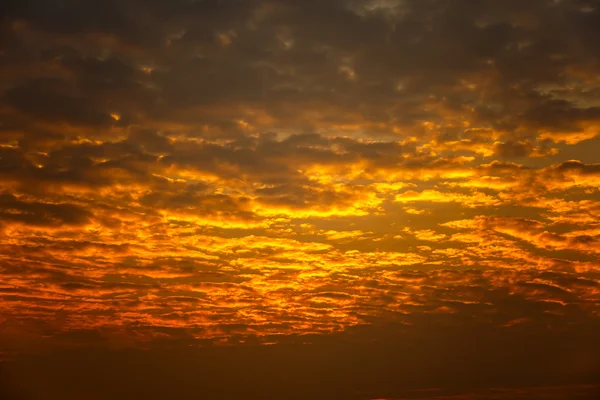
1 1 600 399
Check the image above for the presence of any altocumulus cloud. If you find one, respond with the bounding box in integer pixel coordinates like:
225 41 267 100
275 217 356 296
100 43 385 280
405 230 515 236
1 1 600 399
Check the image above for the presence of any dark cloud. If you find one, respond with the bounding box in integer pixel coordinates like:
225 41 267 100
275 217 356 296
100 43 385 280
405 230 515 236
0 193 92 227
2 0 599 143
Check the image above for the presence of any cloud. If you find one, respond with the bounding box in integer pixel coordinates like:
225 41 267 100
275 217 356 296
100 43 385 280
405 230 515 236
0 1 600 397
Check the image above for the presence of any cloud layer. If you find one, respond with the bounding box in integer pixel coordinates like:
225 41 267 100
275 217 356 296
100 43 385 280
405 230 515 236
1 0 599 398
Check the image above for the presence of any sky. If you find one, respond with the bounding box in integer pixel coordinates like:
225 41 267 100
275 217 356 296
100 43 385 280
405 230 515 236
1 0 600 399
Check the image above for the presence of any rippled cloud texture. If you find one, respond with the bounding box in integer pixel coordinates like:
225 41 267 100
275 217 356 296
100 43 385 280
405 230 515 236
1 1 600 399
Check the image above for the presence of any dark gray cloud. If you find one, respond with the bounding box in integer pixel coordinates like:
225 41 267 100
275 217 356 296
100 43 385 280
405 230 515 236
2 0 600 145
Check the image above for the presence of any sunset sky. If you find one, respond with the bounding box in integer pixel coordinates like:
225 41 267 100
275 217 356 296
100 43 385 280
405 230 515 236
1 1 600 399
